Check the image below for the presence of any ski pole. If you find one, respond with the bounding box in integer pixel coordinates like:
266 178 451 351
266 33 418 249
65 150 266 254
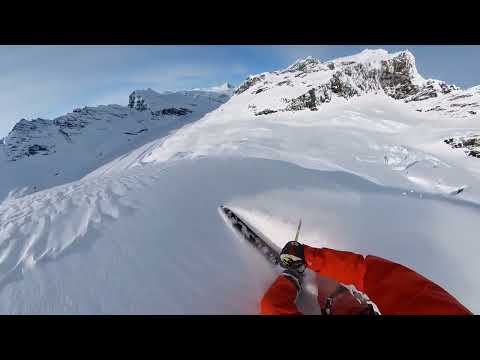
294 219 302 242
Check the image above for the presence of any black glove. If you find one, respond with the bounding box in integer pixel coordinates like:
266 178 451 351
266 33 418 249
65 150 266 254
280 241 306 273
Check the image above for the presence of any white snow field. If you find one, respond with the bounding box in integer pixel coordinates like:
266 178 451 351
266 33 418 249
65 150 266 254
1 50 480 314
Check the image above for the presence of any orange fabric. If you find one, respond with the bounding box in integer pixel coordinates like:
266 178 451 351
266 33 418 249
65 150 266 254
361 255 472 315
304 246 472 315
304 246 367 291
260 246 472 315
260 275 302 315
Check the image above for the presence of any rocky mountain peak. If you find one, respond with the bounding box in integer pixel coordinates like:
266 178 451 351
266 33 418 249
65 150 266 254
284 56 324 73
233 49 478 119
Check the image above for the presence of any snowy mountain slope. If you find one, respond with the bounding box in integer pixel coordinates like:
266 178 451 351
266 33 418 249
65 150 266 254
1 157 479 314
121 94 480 203
411 84 480 118
1 49 480 314
0 87 230 202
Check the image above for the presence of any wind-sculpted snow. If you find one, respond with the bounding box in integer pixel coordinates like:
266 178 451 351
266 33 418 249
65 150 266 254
0 169 147 292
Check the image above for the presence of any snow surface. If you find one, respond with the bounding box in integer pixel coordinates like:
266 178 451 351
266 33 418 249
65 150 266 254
1 51 479 314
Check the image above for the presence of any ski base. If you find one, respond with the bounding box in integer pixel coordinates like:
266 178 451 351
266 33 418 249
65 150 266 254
220 205 280 265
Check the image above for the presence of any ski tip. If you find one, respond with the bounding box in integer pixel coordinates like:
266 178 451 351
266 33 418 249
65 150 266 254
220 205 231 211
219 205 229 215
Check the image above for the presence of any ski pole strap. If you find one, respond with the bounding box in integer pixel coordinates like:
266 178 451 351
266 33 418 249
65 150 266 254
320 284 379 315
321 285 349 315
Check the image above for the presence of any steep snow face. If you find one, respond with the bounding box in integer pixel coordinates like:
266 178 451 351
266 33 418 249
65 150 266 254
0 88 231 202
233 49 475 119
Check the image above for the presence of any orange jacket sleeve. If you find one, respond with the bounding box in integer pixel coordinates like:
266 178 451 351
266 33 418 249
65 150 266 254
303 245 472 315
260 275 303 315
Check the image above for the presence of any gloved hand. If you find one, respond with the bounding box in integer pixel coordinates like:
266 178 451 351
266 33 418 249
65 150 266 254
281 268 303 293
280 241 306 273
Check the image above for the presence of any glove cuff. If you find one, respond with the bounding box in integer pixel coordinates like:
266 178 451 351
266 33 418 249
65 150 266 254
281 269 302 293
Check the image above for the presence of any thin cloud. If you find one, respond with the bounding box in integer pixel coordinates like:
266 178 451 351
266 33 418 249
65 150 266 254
270 45 328 63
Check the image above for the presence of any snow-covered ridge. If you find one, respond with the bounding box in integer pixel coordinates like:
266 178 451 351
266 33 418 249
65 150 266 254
0 87 231 202
128 88 230 113
233 49 477 119
5 88 230 163
192 82 235 95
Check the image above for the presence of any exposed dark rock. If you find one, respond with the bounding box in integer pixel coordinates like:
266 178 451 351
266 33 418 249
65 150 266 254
425 106 445 112
449 94 473 101
285 88 320 111
27 144 49 155
444 136 480 159
277 80 292 86
124 128 148 135
405 81 458 103
330 71 359 98
451 103 478 108
128 92 149 111
234 74 266 95
255 109 277 116
156 108 193 116
54 114 89 129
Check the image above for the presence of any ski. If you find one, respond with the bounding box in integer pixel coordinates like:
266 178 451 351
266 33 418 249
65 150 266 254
219 205 280 265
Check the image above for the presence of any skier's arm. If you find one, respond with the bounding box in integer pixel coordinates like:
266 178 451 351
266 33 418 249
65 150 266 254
303 245 472 315
304 246 367 290
260 275 303 315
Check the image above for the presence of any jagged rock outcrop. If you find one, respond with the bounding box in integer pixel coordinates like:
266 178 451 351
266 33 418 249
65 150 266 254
4 118 57 161
158 108 192 116
234 74 266 95
444 136 480 158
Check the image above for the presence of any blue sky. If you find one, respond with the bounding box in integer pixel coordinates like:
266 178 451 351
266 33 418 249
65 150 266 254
0 45 479 137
